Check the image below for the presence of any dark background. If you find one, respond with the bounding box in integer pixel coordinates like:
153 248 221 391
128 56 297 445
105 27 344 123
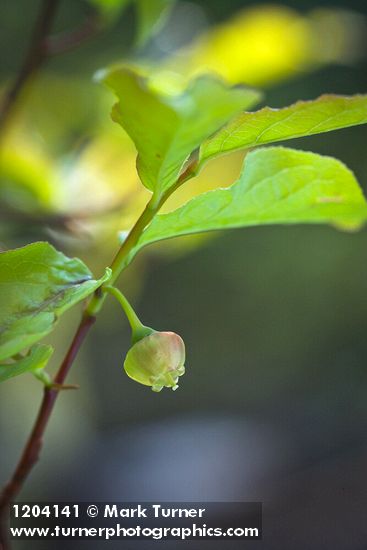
1 1 367 548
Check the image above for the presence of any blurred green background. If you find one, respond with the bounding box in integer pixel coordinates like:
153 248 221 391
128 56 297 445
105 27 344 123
1 0 367 548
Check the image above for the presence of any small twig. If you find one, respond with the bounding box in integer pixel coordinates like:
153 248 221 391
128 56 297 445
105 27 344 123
0 313 95 549
45 14 102 56
48 383 80 391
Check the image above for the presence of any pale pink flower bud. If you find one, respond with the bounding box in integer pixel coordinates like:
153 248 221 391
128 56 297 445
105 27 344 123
124 331 185 392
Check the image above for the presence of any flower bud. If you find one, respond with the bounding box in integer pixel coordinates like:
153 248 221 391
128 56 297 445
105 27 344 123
124 331 185 392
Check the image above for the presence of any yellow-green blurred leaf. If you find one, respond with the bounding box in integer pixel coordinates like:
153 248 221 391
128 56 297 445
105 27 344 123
0 138 56 212
167 6 366 86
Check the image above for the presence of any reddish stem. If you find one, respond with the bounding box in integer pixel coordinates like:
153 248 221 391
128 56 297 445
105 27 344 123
0 313 96 549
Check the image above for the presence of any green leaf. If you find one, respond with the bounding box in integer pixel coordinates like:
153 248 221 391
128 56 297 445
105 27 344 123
200 95 367 166
125 147 367 264
0 242 111 361
101 67 261 195
0 344 53 383
134 0 174 47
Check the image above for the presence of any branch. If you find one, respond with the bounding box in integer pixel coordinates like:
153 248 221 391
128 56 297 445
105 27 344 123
0 0 61 135
0 2 102 137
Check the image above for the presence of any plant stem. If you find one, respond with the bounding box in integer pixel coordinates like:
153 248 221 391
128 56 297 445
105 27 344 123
104 286 153 342
86 156 199 317
0 188 171 549
0 0 61 135
0 193 158 549
85 194 164 317
0 313 95 549
0 133 198 550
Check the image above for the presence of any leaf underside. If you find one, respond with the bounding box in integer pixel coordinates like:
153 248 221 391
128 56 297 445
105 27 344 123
102 67 262 194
